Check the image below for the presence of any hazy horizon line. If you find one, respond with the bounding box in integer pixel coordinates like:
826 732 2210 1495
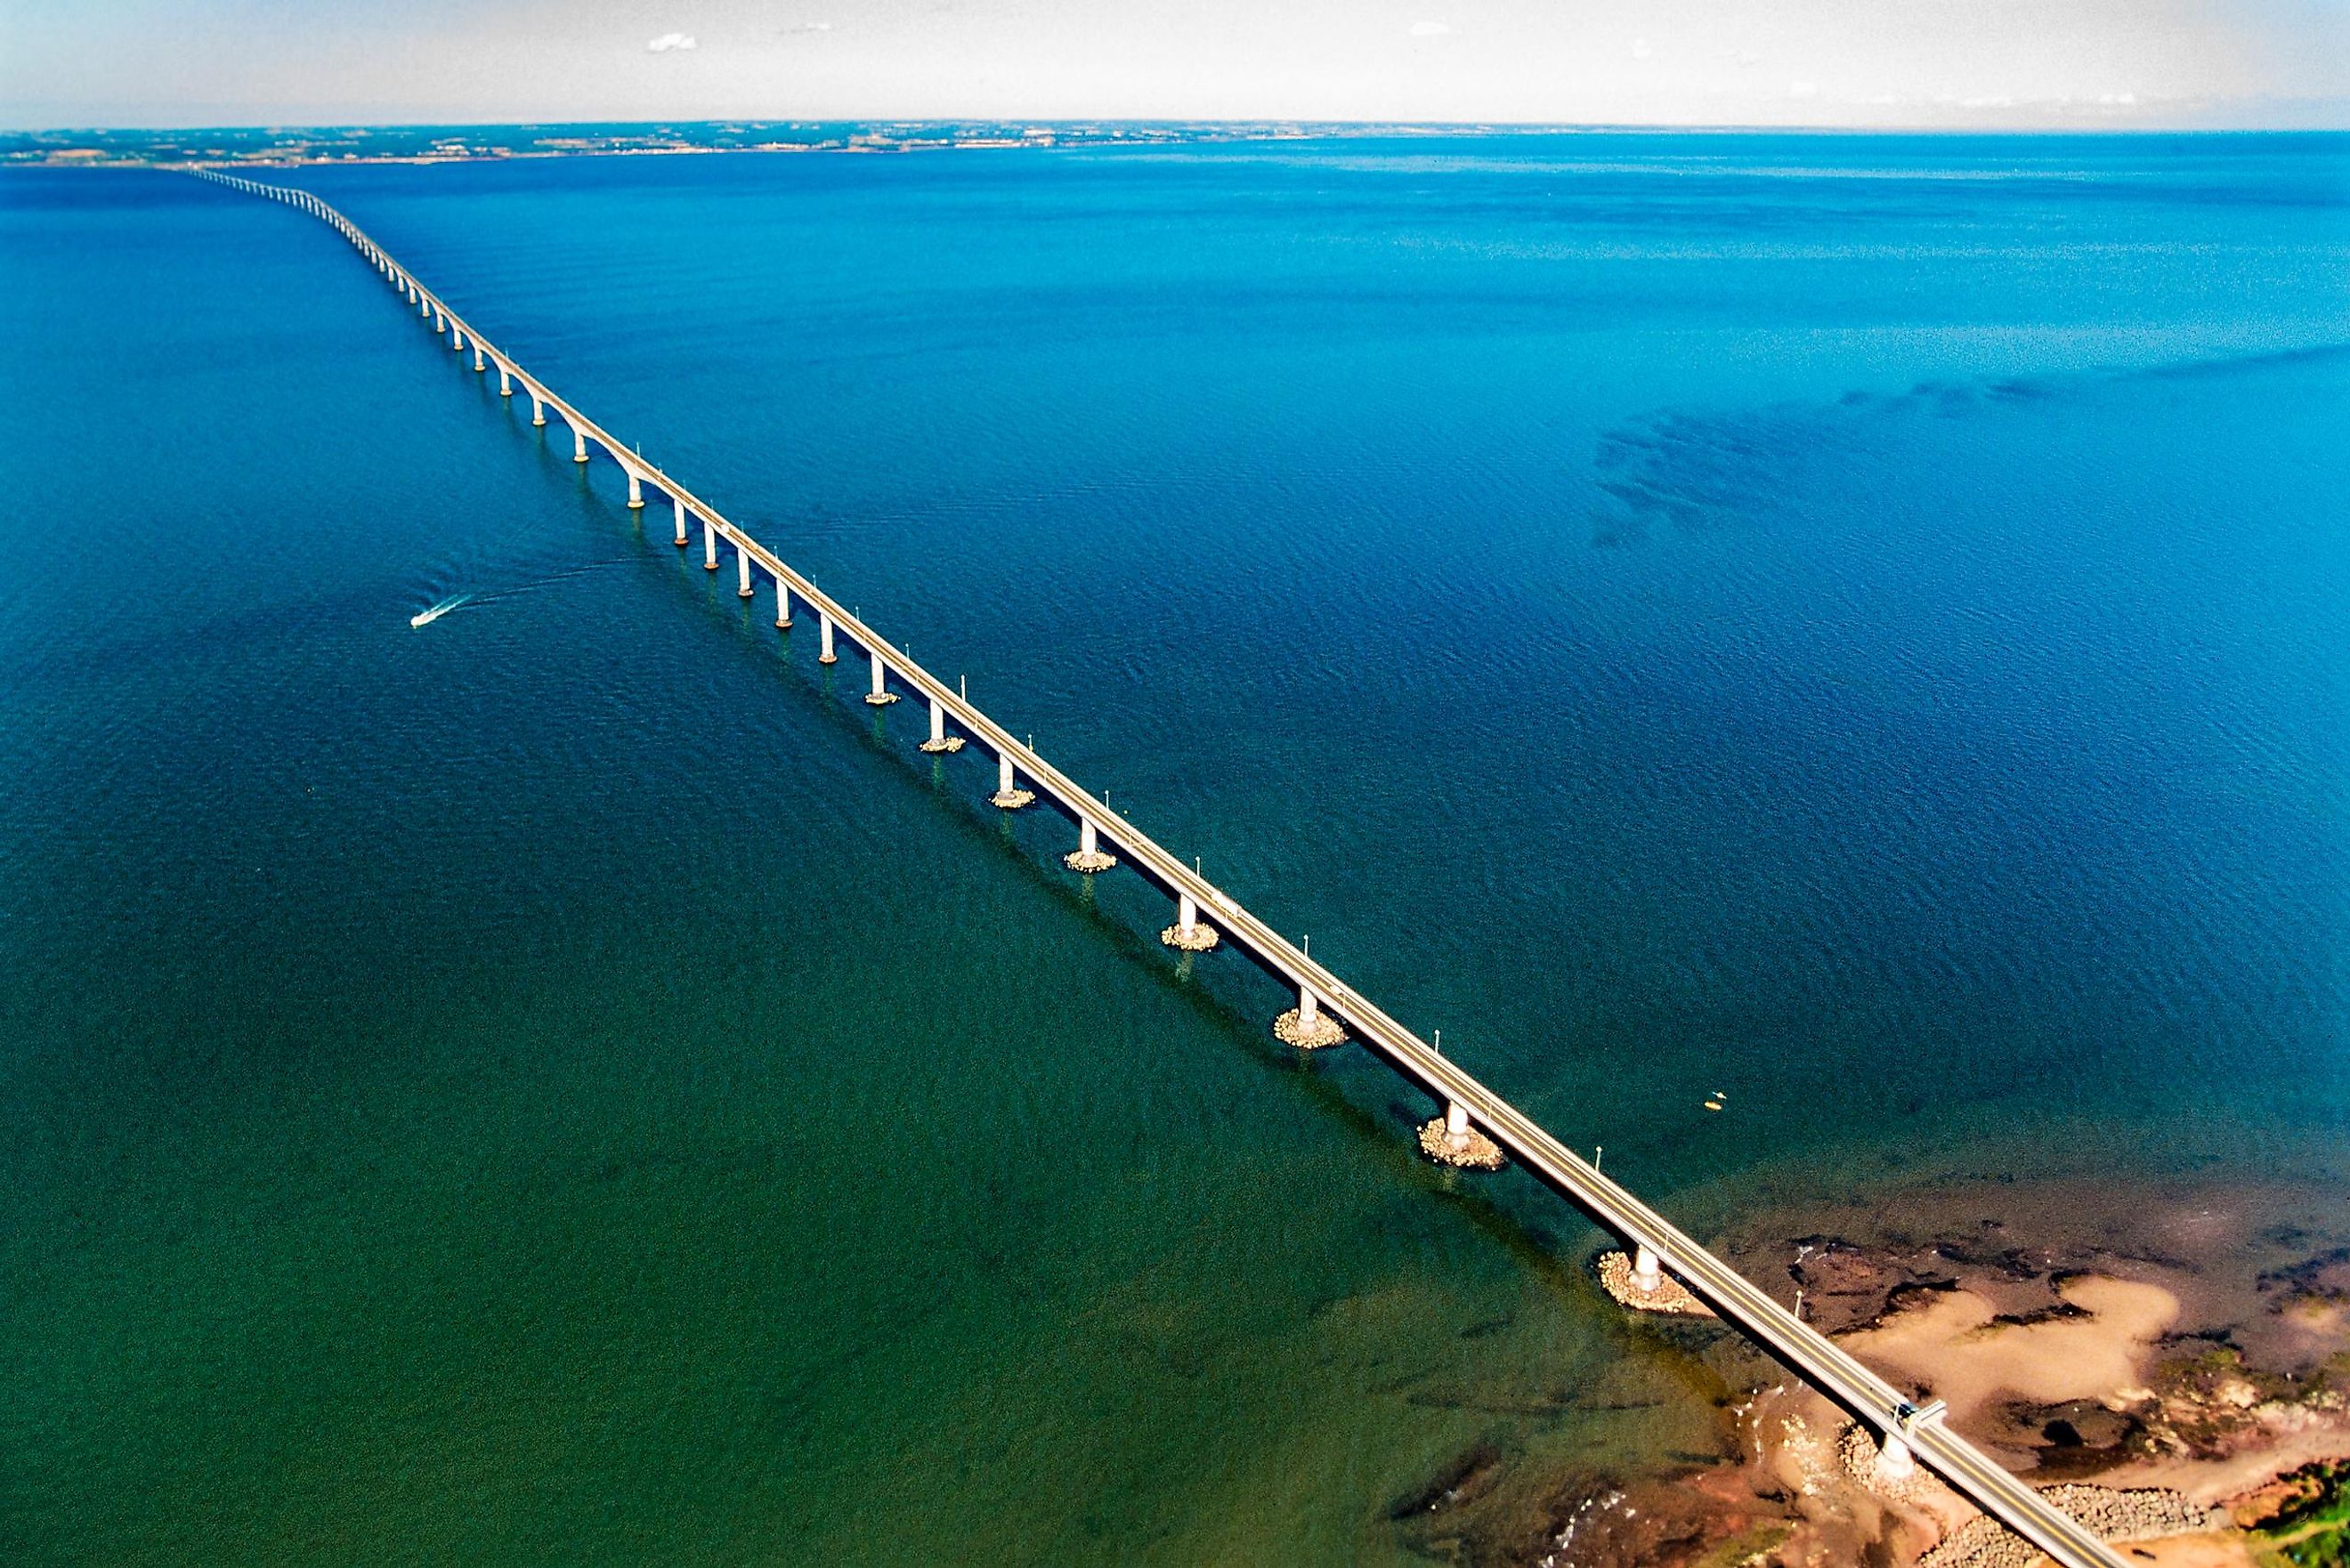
9 114 2348 136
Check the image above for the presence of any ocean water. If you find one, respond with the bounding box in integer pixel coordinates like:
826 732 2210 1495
2 134 2345 1564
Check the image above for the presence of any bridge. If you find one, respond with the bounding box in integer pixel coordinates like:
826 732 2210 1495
190 166 2131 1568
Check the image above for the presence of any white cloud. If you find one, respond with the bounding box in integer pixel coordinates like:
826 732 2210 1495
2097 91 2138 105
1631 37 1653 61
646 32 697 53
783 21 833 34
1409 20 1452 37
1789 80 1819 98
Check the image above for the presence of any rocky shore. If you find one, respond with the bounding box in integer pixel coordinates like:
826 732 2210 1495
1918 1486 2216 1568
1388 1176 2350 1568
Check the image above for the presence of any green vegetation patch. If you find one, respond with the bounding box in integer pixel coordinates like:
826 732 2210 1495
2247 1459 2350 1568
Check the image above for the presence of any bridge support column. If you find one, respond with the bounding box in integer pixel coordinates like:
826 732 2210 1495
628 472 644 509
572 426 589 464
673 497 689 546
703 521 721 571
919 698 963 753
991 750 1033 809
531 394 547 428
434 307 445 332
774 574 793 628
738 550 755 598
818 612 838 664
1420 1099 1504 1169
498 366 512 397
1065 818 1117 873
1161 889 1219 951
450 325 464 352
865 652 900 707
474 344 486 373
1275 982 1346 1049
1600 1241 1711 1316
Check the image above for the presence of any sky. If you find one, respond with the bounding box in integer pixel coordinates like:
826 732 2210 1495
2 0 2346 130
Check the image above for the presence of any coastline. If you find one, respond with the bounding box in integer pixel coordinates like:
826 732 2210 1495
1393 1173 2350 1567
0 120 1503 170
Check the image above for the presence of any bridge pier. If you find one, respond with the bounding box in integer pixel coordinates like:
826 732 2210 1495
531 394 547 428
1275 983 1346 1049
672 497 688 546
703 520 720 571
451 325 465 353
991 750 1034 809
1598 1241 1712 1316
774 575 793 628
474 344 486 373
817 611 838 664
1421 1099 1505 1169
864 652 899 707
572 426 589 464
1160 890 1219 951
919 698 963 753
498 366 512 397
628 472 644 509
738 550 755 599
1065 818 1117 873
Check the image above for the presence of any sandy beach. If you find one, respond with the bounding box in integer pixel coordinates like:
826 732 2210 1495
1398 1173 2350 1568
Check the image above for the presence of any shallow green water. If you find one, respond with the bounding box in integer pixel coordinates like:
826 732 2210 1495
2 136 2345 1564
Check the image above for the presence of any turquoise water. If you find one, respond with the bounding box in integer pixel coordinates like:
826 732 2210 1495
3 135 2346 1564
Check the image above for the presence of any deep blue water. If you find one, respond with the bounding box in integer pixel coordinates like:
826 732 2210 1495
3 134 2345 1564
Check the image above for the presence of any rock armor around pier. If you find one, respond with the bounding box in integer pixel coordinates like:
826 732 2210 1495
1160 921 1219 951
1063 848 1118 873
1837 1422 1944 1506
919 736 965 754
1596 1249 1718 1317
1418 1117 1505 1169
990 788 1036 809
1273 1007 1346 1049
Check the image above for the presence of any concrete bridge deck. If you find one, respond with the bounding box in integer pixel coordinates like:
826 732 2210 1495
190 166 2131 1568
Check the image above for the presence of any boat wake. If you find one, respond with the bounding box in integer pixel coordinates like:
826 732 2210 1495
409 594 471 627
406 554 628 630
